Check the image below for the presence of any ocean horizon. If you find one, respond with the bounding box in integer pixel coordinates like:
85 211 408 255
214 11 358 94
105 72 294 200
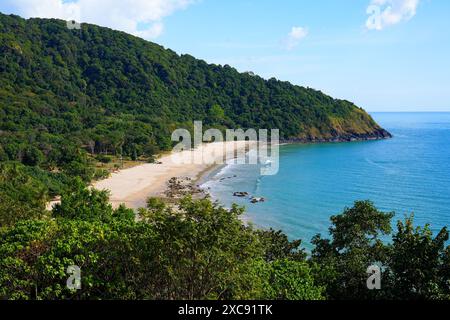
202 112 450 250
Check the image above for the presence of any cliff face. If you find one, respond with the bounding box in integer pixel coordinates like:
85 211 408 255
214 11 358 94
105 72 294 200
0 12 390 157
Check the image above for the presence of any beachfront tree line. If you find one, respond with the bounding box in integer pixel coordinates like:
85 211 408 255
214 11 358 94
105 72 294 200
0 12 389 203
0 12 446 300
1 180 449 300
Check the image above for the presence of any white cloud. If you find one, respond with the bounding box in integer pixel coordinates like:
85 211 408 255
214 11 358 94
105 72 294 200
283 26 308 50
366 0 420 30
2 0 196 39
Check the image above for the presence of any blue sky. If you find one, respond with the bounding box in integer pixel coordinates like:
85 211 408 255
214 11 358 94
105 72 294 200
1 0 450 111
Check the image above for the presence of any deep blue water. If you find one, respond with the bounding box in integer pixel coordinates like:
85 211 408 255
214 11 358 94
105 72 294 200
202 113 450 249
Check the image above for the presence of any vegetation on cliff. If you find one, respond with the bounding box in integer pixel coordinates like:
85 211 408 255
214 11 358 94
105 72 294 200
6 13 439 301
1 13 389 168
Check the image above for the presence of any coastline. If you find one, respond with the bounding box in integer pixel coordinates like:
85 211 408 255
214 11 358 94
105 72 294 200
46 134 391 211
279 129 392 144
90 141 256 210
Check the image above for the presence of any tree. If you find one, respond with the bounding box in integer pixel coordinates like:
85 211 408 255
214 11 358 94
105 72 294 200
258 259 324 300
257 228 306 262
22 146 44 166
139 196 264 299
0 162 47 227
208 104 225 124
0 146 7 161
310 201 394 300
52 178 133 222
0 218 157 300
385 217 450 299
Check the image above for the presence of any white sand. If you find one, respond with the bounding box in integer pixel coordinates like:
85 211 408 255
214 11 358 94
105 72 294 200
79 140 257 209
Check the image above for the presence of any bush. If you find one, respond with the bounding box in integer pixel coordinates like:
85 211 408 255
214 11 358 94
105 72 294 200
95 155 112 164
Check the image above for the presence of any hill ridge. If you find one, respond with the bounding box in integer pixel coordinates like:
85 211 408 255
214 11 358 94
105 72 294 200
0 12 391 169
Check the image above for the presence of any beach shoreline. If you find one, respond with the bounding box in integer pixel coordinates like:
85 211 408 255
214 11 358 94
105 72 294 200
45 136 388 211
54 141 257 210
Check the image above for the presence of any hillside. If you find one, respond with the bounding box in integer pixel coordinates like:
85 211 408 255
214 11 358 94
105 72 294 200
0 13 391 196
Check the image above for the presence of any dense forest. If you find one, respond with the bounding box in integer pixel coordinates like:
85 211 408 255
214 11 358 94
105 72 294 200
1 183 449 300
6 13 446 301
0 13 391 195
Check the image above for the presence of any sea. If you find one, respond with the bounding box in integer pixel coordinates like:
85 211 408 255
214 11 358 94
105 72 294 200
201 112 450 250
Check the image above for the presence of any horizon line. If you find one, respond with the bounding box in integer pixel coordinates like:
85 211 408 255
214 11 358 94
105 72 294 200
368 110 450 113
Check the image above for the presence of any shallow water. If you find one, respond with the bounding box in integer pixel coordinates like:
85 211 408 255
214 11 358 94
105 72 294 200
202 113 450 249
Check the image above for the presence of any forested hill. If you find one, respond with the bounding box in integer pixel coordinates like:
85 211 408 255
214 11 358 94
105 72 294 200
1 13 390 173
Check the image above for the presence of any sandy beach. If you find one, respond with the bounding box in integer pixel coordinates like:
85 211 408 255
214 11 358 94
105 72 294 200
87 140 256 209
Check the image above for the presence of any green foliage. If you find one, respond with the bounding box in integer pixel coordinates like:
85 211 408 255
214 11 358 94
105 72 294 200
257 228 307 262
0 12 388 179
92 168 110 181
2 12 449 303
384 217 450 299
95 154 112 164
0 184 324 300
311 201 450 300
311 201 394 300
208 104 226 124
259 259 324 300
1 182 450 300
0 12 390 244
22 146 44 166
0 218 157 299
52 178 133 222
0 162 47 227
140 196 264 299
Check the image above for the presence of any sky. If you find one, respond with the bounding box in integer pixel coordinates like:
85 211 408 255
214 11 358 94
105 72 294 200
1 0 449 111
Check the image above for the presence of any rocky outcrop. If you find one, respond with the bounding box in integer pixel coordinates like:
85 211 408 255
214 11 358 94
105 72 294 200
281 128 392 144
250 197 265 203
233 192 249 197
164 177 206 199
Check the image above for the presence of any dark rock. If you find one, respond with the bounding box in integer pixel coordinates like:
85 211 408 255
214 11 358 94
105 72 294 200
280 129 392 144
250 197 265 203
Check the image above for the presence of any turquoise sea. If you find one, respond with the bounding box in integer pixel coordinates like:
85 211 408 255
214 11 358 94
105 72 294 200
202 113 450 249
